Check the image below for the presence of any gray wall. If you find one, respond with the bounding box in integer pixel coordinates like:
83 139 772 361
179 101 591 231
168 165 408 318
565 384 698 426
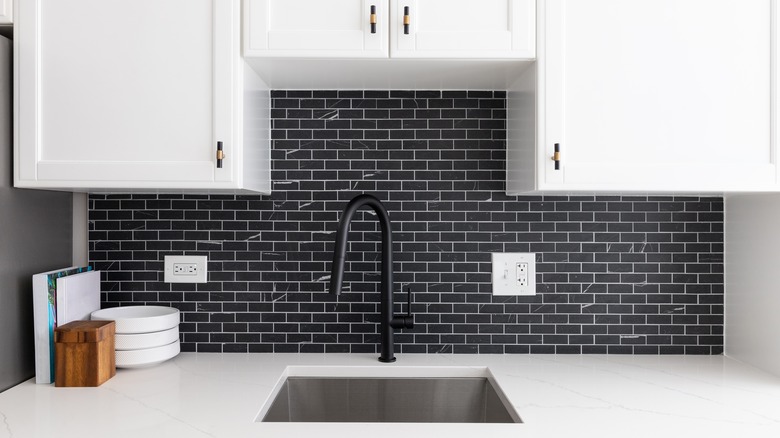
725 194 780 377
0 36 72 391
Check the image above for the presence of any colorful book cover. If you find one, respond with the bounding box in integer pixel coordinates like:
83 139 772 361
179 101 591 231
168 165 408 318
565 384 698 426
32 265 93 384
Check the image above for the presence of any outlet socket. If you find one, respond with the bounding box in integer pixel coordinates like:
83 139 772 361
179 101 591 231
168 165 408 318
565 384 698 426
491 253 536 296
517 262 529 286
164 255 208 283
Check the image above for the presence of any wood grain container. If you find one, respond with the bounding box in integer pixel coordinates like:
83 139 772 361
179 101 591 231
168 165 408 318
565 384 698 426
54 320 116 387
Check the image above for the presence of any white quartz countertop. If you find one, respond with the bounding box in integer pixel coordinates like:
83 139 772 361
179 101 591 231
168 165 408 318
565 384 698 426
1 353 779 438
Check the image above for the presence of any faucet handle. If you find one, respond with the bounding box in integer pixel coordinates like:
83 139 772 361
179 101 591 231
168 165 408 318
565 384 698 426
402 286 414 329
391 286 415 330
405 286 413 318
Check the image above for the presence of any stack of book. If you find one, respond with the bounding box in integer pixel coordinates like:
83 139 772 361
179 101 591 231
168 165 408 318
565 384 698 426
32 266 101 384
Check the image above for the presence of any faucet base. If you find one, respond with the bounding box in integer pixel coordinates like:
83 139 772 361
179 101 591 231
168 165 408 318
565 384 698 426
378 356 397 363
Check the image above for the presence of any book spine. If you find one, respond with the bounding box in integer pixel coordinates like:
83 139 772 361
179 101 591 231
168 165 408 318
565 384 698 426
32 274 49 384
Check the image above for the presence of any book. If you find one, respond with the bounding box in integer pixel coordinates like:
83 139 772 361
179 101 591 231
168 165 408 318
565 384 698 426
56 270 101 325
32 266 92 384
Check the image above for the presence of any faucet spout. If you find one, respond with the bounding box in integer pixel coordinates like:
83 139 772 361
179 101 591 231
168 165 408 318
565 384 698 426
329 194 413 363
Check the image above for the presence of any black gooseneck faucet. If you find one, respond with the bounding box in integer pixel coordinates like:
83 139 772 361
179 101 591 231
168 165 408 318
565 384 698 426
329 194 414 363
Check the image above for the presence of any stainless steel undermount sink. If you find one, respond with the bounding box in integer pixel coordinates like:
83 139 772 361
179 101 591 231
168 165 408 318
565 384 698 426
256 367 522 423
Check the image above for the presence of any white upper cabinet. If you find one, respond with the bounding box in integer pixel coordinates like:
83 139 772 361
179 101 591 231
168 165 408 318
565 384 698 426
15 0 270 193
244 0 534 59
390 0 535 58
0 0 11 24
242 0 535 89
245 0 389 57
508 0 776 193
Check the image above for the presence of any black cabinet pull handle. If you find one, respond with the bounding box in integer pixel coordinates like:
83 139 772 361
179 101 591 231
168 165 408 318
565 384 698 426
403 6 410 34
216 141 224 168
370 5 377 34
552 143 560 170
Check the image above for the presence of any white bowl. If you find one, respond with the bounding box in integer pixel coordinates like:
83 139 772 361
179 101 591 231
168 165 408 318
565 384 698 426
115 340 180 368
91 306 179 334
115 326 179 351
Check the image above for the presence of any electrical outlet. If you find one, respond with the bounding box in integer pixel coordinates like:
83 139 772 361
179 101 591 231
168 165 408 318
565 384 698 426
491 253 535 296
164 255 208 283
517 262 529 286
173 263 198 275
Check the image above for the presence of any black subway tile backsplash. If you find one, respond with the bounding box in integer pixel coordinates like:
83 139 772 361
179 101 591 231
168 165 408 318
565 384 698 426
89 90 724 355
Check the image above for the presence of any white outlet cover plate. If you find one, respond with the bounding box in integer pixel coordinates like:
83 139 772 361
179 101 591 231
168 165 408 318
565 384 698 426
491 252 536 296
164 255 208 283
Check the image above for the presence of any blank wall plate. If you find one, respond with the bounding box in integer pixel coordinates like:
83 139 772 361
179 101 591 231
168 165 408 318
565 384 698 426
164 255 208 283
491 252 536 296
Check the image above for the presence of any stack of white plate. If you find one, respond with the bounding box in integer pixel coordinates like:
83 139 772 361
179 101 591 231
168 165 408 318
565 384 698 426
91 306 180 368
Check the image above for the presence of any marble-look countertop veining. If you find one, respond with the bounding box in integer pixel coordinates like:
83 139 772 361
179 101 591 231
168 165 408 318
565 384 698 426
0 353 779 438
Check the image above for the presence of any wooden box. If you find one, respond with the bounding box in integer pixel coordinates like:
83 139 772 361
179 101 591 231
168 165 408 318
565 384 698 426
54 320 116 387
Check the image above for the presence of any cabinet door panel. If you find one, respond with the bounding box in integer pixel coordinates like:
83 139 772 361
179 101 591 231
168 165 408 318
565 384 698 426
541 0 774 191
17 0 236 188
245 0 388 57
391 0 534 58
0 0 11 23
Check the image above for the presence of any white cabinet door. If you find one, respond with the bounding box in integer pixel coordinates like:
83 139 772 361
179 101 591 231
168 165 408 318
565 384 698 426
15 0 251 191
537 0 774 191
0 0 11 24
390 0 535 58
244 0 388 57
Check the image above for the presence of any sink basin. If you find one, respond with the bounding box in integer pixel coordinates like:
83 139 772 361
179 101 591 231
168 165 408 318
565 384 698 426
257 367 522 423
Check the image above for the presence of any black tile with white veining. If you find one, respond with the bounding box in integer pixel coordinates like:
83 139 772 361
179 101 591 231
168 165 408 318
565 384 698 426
88 90 724 355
